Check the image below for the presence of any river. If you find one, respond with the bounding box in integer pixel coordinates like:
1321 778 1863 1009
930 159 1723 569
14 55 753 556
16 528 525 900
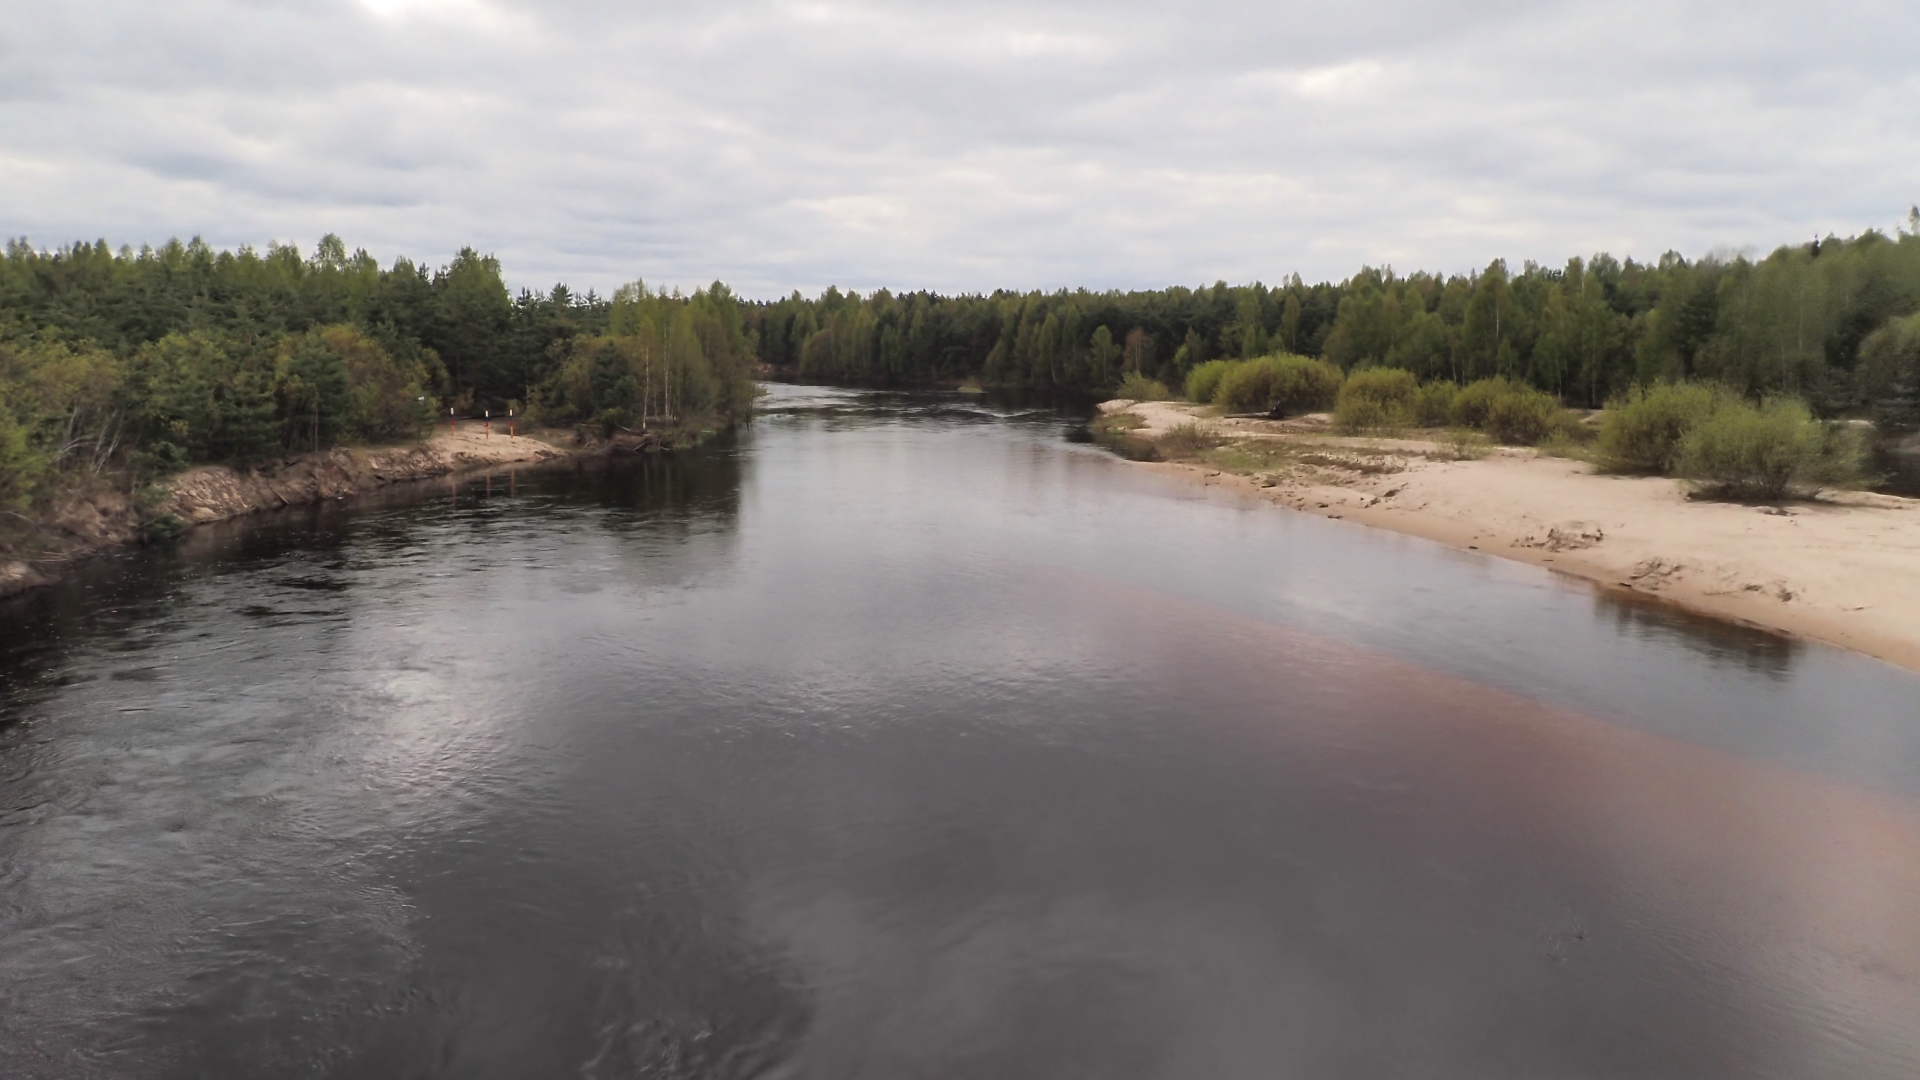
3 383 1919 1078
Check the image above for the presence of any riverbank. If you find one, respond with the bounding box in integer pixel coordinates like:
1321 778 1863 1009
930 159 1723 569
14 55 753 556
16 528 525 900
0 427 580 599
1098 399 1920 671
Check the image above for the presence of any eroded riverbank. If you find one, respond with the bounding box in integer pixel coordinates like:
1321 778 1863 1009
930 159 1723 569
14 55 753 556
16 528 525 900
1098 398 1920 671
0 427 575 598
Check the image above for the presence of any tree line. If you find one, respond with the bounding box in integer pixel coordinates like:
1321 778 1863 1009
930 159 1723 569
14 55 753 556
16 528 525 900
746 211 1920 428
7 217 1919 513
0 235 757 509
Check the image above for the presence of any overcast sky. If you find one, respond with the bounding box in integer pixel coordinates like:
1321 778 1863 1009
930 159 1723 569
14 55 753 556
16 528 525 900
4 0 1915 298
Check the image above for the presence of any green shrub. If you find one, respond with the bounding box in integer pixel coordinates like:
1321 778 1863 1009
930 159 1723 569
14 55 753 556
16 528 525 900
1117 371 1171 402
1184 359 1233 404
1451 376 1517 429
1483 386 1563 445
1811 422 1873 489
1676 397 1864 500
1334 368 1419 432
1213 354 1343 416
595 406 635 438
1858 312 1920 432
0 400 47 510
1158 421 1221 458
1334 398 1396 433
1597 382 1733 474
1414 381 1458 427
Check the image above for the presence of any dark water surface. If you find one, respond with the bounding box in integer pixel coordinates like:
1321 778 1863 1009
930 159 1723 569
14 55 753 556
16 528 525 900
4 384 1919 1078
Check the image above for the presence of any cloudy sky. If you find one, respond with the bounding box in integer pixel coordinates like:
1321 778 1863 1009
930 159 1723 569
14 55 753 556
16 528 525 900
4 0 1915 298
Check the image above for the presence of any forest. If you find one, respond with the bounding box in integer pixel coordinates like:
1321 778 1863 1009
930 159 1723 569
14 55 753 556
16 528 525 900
7 217 1920 513
0 235 758 509
747 212 1920 431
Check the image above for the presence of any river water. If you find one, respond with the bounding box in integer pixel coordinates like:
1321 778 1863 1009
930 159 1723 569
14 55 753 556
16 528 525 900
3 383 1919 1078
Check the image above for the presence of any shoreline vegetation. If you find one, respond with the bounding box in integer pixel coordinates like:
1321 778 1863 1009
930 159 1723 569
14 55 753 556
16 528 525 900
0 424 665 599
7 221 1920 621
1091 395 1920 672
1 235 757 594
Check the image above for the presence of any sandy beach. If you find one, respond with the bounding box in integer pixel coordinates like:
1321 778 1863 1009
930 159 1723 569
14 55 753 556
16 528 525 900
1100 399 1920 671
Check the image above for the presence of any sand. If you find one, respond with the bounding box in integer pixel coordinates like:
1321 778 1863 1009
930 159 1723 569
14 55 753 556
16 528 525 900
422 423 571 467
1100 399 1920 672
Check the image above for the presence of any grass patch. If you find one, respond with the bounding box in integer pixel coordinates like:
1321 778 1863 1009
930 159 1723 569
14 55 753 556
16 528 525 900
1296 451 1405 475
1157 421 1222 459
1090 411 1160 460
1201 440 1296 474
1537 430 1596 461
1423 429 1492 461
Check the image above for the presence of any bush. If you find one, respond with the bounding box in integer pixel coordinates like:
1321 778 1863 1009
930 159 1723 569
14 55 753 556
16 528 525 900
0 399 47 510
1333 398 1395 434
1213 354 1342 416
1483 386 1563 446
595 406 635 438
1158 421 1221 458
1334 368 1419 432
1117 371 1171 402
1184 359 1233 405
1676 397 1864 500
1414 381 1458 427
1597 382 1733 474
1450 376 1517 429
1858 312 1920 433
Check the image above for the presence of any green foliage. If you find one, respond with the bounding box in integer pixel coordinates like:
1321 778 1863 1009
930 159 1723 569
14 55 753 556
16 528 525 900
1858 312 1920 433
277 330 355 453
528 283 756 431
1450 376 1517 429
1213 354 1342 416
0 398 47 510
1158 422 1221 457
1676 397 1866 500
1117 371 1171 401
1414 381 1458 427
132 483 186 542
1482 385 1565 446
0 236 759 502
1184 359 1232 404
320 324 434 442
1597 381 1735 473
1334 367 1419 431
594 407 635 438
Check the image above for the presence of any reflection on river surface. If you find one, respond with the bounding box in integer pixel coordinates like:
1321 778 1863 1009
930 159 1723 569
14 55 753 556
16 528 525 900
2 383 1918 1078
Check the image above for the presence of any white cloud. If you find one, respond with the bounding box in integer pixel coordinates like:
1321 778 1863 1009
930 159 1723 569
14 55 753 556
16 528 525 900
1 0 1912 296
